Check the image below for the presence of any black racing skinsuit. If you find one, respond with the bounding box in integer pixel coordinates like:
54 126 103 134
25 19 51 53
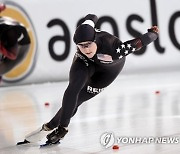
47 29 158 128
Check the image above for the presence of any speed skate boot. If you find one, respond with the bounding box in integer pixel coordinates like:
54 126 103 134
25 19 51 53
17 123 53 145
46 126 68 144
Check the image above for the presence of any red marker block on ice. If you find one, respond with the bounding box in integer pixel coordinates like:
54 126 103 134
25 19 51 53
112 144 120 150
155 90 160 95
44 102 50 106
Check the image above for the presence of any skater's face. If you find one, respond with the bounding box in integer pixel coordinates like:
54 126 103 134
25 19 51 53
77 41 97 58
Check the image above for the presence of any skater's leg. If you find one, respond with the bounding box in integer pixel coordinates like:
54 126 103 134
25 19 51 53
47 58 93 129
45 87 97 144
46 83 100 130
46 108 62 129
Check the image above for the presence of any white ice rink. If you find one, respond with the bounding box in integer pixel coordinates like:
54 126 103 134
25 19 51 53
0 71 180 154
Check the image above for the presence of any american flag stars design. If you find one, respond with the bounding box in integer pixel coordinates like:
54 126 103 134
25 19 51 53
116 43 136 59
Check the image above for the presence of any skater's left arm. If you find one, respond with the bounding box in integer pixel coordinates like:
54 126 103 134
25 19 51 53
112 26 159 59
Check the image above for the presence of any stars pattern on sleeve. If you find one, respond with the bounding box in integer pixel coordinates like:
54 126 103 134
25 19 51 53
116 43 136 59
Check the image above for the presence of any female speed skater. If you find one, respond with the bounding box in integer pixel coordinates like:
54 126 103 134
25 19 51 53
18 14 159 146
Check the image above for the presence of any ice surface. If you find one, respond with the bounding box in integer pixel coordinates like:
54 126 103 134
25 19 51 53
0 71 180 154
